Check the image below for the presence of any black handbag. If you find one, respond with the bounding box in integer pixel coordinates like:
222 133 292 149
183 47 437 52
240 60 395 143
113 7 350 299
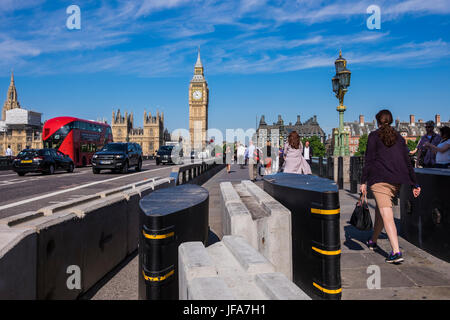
350 193 373 231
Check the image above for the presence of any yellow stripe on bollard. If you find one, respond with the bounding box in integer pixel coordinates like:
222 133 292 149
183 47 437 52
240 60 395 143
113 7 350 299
142 269 175 282
313 282 342 294
311 208 340 215
311 246 341 255
142 230 175 240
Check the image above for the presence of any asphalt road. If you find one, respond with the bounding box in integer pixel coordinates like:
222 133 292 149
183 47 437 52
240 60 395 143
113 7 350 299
0 159 180 219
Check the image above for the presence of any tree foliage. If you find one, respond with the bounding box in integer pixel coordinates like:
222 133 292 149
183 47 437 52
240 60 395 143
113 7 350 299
354 133 368 156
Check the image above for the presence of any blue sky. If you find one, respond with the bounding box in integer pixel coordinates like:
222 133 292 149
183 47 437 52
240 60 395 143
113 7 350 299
1 0 449 137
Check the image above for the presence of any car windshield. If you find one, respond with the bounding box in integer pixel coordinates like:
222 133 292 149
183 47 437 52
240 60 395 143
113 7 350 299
17 150 39 158
159 146 173 151
101 144 126 152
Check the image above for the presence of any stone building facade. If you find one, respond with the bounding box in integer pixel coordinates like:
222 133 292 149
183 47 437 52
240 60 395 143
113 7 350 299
256 114 326 149
111 109 165 156
344 114 449 155
0 72 42 156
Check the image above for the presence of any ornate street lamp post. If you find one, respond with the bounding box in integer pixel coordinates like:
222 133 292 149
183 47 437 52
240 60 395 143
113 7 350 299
332 50 351 156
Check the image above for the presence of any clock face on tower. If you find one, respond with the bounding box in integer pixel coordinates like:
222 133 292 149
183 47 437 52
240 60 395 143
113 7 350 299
192 90 202 100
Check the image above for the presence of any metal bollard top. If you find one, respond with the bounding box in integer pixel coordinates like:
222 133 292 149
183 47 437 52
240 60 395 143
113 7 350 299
263 172 338 193
139 184 209 216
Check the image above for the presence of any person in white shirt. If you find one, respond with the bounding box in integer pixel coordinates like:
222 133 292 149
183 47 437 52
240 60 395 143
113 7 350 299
247 141 257 181
424 126 450 169
237 143 246 169
5 145 13 157
302 140 313 166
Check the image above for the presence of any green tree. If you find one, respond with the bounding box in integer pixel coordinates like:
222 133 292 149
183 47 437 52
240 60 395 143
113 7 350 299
303 136 326 157
354 133 368 156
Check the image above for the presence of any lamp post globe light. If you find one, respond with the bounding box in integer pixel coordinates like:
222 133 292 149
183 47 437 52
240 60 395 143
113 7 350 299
332 50 351 156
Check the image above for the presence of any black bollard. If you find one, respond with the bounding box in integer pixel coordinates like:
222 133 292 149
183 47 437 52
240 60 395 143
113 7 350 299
138 184 209 300
263 173 341 300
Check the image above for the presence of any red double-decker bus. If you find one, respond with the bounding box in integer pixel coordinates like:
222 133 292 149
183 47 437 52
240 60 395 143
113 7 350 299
43 117 113 167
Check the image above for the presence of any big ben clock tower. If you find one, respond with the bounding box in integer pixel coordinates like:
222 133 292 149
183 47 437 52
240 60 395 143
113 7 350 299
189 48 209 151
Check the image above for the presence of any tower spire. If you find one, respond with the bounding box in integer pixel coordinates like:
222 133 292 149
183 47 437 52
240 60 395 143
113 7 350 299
195 46 203 68
2 70 21 120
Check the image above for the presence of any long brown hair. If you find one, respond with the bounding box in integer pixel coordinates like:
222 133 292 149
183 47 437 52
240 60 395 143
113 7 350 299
376 109 397 147
288 131 300 149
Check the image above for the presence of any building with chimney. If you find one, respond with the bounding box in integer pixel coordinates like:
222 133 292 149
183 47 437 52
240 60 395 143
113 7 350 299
344 114 449 155
111 109 167 156
255 114 326 149
0 72 42 155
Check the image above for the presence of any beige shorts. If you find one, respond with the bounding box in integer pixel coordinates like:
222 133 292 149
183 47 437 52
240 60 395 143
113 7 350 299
370 182 400 208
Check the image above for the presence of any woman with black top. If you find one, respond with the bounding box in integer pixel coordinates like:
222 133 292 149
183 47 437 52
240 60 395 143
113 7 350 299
360 109 421 264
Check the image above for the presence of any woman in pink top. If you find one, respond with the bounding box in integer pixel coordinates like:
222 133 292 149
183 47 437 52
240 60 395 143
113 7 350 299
282 131 312 174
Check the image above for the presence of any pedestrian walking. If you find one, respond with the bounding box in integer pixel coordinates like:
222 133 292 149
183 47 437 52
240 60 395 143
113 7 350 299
424 126 450 169
360 109 421 264
5 145 13 157
282 131 311 174
244 145 249 166
225 144 232 174
303 140 313 166
416 120 441 168
237 143 246 169
248 141 257 181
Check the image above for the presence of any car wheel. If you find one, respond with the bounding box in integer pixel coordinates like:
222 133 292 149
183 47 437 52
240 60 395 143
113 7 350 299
93 168 100 174
48 165 55 175
17 172 25 176
67 163 74 173
135 159 142 172
121 161 129 174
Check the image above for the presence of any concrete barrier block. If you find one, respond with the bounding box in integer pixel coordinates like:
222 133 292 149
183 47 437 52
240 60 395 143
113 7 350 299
124 190 141 255
37 194 101 216
220 182 241 204
34 212 86 299
179 236 309 300
255 273 311 300
222 236 274 274
187 277 235 300
220 189 258 248
0 226 37 299
220 181 293 280
98 185 134 198
78 195 128 292
0 211 44 227
178 242 218 300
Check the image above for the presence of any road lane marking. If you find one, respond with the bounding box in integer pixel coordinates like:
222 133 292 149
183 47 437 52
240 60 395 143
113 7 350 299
0 166 175 211
0 172 88 186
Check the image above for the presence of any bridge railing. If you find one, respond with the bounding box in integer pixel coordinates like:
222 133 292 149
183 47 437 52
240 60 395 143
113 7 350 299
310 157 334 181
169 158 224 186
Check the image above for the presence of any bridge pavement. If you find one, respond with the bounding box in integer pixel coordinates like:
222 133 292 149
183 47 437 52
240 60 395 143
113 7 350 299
88 164 450 300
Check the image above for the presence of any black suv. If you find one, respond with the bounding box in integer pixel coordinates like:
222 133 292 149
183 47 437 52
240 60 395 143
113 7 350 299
92 142 143 174
12 148 74 176
155 145 183 165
